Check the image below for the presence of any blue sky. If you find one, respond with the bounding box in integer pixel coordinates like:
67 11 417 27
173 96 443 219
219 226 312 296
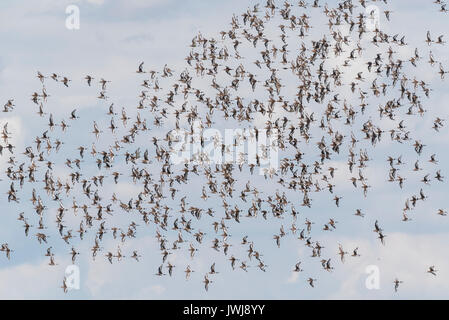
0 0 449 299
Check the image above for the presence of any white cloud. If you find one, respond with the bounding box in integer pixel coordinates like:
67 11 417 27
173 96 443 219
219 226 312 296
0 259 65 299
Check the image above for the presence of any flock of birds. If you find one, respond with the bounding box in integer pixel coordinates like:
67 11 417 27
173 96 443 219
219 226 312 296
0 0 448 296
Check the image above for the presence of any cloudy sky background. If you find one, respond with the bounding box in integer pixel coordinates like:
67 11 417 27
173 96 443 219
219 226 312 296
0 0 449 299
